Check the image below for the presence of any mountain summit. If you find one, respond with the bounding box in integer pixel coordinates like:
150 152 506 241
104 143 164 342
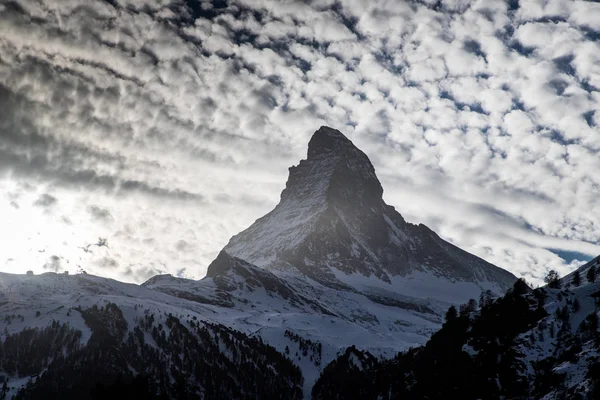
224 126 515 292
292 126 382 211
148 126 517 394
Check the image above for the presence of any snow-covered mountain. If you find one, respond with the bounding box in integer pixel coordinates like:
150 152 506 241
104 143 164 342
0 127 519 398
149 127 515 331
224 126 515 291
144 126 517 392
313 255 600 399
0 271 303 399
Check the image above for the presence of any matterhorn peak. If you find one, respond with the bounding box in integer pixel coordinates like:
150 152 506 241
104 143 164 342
281 126 383 206
224 126 516 290
307 126 355 159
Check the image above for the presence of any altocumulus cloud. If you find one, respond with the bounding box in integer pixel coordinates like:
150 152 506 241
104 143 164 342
0 0 599 285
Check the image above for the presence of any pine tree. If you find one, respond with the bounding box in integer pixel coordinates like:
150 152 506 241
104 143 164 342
588 265 597 284
479 290 493 308
544 270 561 289
1 380 7 400
572 270 581 287
513 278 531 295
467 298 478 312
572 298 581 312
445 305 458 322
559 305 570 322
590 312 599 332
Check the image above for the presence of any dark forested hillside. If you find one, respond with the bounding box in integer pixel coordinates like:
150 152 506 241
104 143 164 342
313 278 600 400
4 303 302 400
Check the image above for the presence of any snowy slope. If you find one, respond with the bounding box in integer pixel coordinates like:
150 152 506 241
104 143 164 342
0 268 436 398
143 252 443 396
0 271 306 398
312 254 600 399
143 126 517 393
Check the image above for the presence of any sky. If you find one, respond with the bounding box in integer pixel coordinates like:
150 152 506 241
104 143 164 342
0 0 599 286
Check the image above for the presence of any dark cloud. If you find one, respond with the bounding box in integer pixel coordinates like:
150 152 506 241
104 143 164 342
34 194 58 208
547 79 569 96
463 39 486 60
43 255 63 272
506 40 536 57
582 111 596 128
94 257 119 269
88 205 113 221
0 80 202 201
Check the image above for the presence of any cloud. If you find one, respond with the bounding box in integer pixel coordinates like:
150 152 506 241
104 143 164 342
0 0 598 285
88 205 113 222
43 255 63 273
93 257 119 269
34 194 58 208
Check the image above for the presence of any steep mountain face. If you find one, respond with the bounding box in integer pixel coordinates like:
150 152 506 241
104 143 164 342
223 126 515 292
313 255 600 400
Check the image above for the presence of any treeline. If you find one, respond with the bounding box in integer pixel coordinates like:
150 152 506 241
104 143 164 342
284 329 322 366
0 321 82 377
13 303 303 400
3 314 24 325
312 278 600 399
